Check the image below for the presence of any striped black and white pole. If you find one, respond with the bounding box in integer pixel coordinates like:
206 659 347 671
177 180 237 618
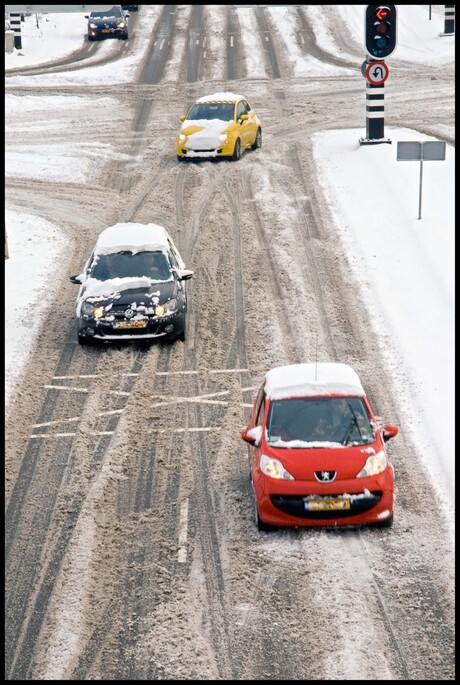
365 80 385 140
440 4 455 35
359 59 391 145
9 12 22 50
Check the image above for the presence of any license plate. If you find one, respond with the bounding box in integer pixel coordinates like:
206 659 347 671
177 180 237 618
304 498 351 511
102 28 111 33
113 320 147 329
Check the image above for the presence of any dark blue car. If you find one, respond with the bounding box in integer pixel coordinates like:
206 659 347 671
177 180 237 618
86 6 129 42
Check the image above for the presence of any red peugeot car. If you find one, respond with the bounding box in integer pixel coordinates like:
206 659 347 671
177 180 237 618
241 362 398 531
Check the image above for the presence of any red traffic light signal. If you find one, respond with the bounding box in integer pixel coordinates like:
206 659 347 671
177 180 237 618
365 5 397 60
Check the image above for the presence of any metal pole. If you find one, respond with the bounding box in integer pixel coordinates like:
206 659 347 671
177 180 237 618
429 5 431 20
418 160 423 220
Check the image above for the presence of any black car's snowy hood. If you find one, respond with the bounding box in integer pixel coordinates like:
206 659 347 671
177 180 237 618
82 281 177 306
89 16 123 27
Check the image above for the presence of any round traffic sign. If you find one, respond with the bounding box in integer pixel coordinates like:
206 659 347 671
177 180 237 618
365 60 389 86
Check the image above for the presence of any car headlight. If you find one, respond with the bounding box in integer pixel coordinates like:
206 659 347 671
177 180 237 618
219 133 229 144
81 302 105 318
89 22 97 28
117 21 126 28
178 133 186 142
81 302 95 316
155 299 178 317
356 450 388 477
260 454 294 480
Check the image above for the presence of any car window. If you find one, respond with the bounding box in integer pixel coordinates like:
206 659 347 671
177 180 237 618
90 251 171 281
90 7 122 18
187 103 235 121
254 387 266 426
267 396 375 445
167 242 180 270
237 102 246 119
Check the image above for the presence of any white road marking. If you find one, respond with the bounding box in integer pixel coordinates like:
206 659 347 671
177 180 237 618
230 35 234 47
178 498 189 563
30 431 114 438
32 408 123 429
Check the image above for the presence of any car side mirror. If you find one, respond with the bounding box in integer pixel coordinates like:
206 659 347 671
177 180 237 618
175 268 193 281
242 425 262 446
179 115 186 122
382 424 398 442
239 114 249 123
69 275 82 285
85 14 89 18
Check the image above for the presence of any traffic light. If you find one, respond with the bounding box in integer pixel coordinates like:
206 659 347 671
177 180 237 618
365 5 397 59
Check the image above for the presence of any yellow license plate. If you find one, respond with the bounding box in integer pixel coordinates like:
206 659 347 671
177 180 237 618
114 320 147 329
102 29 111 33
305 498 351 511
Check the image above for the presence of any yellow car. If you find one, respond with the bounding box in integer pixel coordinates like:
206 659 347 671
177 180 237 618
176 92 262 162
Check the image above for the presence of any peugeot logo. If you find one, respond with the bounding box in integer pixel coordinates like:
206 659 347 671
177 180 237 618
315 470 336 483
124 308 134 319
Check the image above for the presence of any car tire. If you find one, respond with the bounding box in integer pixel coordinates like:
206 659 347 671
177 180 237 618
78 334 88 346
251 127 262 150
231 138 241 161
177 155 184 162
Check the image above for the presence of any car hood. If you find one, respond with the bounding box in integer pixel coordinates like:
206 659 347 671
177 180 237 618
261 441 383 481
80 277 177 306
89 17 123 27
179 118 232 148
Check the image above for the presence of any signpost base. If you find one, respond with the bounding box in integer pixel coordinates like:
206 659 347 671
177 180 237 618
359 138 392 146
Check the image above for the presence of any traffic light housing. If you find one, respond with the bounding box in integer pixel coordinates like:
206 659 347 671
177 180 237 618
365 5 397 59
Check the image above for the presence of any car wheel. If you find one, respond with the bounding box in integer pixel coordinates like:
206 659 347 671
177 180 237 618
231 138 241 161
251 127 262 150
78 334 88 346
177 155 184 162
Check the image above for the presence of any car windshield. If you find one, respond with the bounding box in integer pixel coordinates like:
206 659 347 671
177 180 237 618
90 251 171 281
91 7 122 18
267 396 375 446
186 103 235 122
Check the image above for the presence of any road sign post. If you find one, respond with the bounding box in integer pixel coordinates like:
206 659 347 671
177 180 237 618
360 59 391 144
396 141 446 219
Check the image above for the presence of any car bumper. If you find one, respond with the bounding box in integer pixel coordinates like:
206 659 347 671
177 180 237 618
253 469 394 528
88 28 127 40
176 141 234 159
77 311 185 342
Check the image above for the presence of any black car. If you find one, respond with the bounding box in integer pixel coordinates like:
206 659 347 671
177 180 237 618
86 6 129 41
70 223 193 345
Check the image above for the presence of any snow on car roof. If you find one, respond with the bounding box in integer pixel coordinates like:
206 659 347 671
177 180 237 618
94 222 171 255
265 363 365 399
196 92 245 103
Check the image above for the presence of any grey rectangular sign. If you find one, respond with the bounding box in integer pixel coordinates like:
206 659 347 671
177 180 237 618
397 141 446 161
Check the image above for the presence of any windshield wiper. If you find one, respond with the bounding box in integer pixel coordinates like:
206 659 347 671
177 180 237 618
340 414 359 445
